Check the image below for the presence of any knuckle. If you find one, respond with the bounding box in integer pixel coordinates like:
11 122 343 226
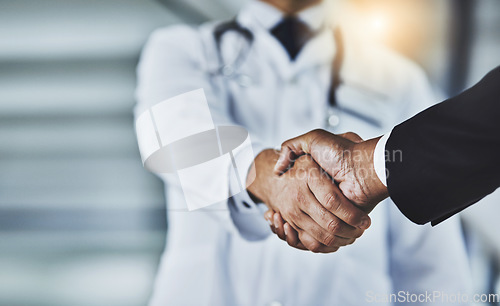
342 188 356 202
324 192 340 211
282 207 292 220
294 191 306 206
327 219 341 234
345 132 357 139
323 234 336 247
308 241 322 253
286 238 296 247
311 129 324 137
316 206 328 220
340 210 355 225
337 239 350 247
285 206 300 221
353 229 364 239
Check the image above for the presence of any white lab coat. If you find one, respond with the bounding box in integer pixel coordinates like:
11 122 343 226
135 3 471 306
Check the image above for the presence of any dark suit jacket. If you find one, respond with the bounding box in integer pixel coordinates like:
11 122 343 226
386 66 500 225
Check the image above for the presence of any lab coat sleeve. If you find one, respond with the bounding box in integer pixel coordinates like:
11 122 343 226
386 66 471 304
135 25 270 240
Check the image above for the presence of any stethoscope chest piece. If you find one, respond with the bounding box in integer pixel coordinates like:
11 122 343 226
326 107 341 128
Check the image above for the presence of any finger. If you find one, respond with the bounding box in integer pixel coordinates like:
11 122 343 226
331 236 356 247
264 210 276 233
274 211 287 232
274 212 286 241
274 145 297 175
284 223 308 251
301 172 366 238
299 212 360 246
292 203 345 247
307 171 371 230
289 183 362 245
270 224 277 235
298 230 340 254
274 133 316 175
264 210 274 224
338 132 363 143
304 205 364 240
283 220 309 250
274 211 285 225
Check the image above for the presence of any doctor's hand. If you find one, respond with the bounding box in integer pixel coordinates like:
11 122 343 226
247 149 371 253
274 129 389 213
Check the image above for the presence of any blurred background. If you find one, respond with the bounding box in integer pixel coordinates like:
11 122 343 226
0 0 498 305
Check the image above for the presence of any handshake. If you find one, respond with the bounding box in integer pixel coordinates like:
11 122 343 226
247 129 390 253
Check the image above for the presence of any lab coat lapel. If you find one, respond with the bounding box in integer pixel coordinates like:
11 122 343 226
236 4 294 81
253 28 295 81
292 28 336 76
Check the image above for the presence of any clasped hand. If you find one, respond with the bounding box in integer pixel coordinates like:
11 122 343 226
247 130 389 253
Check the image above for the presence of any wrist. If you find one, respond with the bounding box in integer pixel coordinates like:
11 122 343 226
247 149 279 205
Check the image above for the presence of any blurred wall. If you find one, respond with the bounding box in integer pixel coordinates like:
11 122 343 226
0 1 242 305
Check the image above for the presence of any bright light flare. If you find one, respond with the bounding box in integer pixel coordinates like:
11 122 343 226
368 13 390 38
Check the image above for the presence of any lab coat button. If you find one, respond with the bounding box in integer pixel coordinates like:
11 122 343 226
237 74 252 87
328 114 340 127
222 65 234 77
267 302 282 306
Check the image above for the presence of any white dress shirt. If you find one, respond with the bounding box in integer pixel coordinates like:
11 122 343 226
374 131 392 186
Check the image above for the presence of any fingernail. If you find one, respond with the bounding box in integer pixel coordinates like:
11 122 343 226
359 217 371 230
264 213 273 225
284 226 289 237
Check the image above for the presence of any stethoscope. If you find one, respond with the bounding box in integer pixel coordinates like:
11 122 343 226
212 19 381 129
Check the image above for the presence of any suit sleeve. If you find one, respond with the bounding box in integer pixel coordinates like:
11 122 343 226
385 66 500 225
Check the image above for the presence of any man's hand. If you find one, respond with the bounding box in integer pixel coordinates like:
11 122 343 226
247 149 371 253
274 129 389 213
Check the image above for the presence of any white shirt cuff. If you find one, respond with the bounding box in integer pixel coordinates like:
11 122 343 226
373 131 392 187
227 149 271 241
